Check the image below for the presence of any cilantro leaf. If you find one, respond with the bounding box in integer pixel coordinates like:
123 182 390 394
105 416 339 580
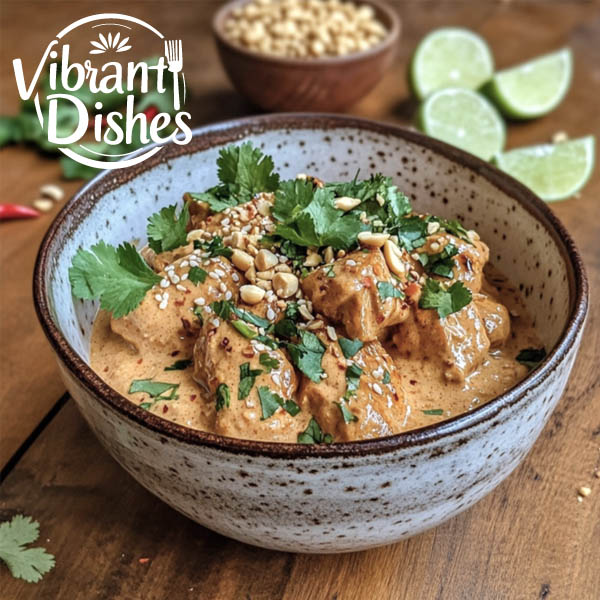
164 358 193 371
418 243 459 279
146 203 190 254
210 300 233 320
437 218 472 245
258 386 300 419
199 235 233 258
272 179 316 223
0 515 55 583
419 278 472 318
129 378 179 409
297 417 333 444
188 267 208 284
382 370 391 384
287 330 326 382
395 216 429 250
343 363 363 400
259 353 280 372
69 241 161 318
377 281 405 300
516 347 547 370
274 318 299 340
338 337 363 359
335 400 358 424
423 408 444 415
232 306 271 329
239 363 263 400
216 383 230 411
188 142 279 213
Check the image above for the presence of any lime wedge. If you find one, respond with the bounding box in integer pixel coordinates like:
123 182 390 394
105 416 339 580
410 28 494 100
418 88 505 161
483 48 573 119
493 136 595 202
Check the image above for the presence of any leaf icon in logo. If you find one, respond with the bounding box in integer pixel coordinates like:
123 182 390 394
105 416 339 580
89 31 131 54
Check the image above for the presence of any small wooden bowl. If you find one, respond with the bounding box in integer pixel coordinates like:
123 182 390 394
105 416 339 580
212 0 400 112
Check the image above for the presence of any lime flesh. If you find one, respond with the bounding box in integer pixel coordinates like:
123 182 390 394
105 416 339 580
493 136 595 202
418 88 505 161
484 48 573 119
410 28 494 100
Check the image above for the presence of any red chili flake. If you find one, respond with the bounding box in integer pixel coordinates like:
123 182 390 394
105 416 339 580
459 254 473 273
138 558 150 565
190 394 197 401
171 350 180 357
221 337 230 348
162 405 169 414
185 289 191 294
137 358 143 364
338 363 346 371
409 379 417 385
175 299 185 307
180 318 192 334
376 314 385 324
362 277 372 288
103 366 109 372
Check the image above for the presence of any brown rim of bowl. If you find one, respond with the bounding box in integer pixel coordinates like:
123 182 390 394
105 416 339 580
33 113 588 459
212 0 401 67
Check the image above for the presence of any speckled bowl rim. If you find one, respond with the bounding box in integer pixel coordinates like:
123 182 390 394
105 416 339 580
212 0 401 67
33 113 589 459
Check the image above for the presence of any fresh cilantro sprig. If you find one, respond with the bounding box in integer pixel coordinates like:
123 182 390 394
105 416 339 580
239 363 263 400
338 337 363 359
286 330 326 382
147 203 190 254
258 386 300 420
69 241 161 319
195 235 233 258
297 417 333 444
418 243 459 279
516 347 546 370
0 515 55 583
188 142 280 212
419 278 472 318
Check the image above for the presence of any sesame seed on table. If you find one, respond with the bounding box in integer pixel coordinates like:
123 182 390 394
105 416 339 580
1 1 599 598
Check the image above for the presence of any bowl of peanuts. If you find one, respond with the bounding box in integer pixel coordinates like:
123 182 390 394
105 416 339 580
213 0 400 111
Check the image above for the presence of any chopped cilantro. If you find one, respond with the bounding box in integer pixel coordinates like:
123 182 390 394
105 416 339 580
437 218 472 245
232 306 271 329
0 514 55 583
422 408 444 415
338 337 363 359
274 318 299 340
284 301 301 320
188 266 208 285
516 347 546 370
69 241 161 318
239 363 263 400
193 305 204 325
418 243 458 279
164 358 193 371
286 330 326 382
210 300 232 319
215 383 230 411
343 363 363 400
395 216 429 250
146 203 189 254
199 235 233 258
297 417 333 444
377 281 405 300
259 353 279 372
188 142 280 212
129 378 179 410
335 400 358 424
419 278 472 318
258 386 300 419
382 370 391 384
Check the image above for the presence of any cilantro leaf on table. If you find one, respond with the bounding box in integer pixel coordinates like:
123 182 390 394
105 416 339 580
0 515 55 583
338 337 363 359
239 363 263 400
377 281 405 300
286 330 326 382
258 386 300 420
516 347 547 370
69 241 161 318
147 204 190 254
273 184 366 249
419 278 472 318
418 243 459 279
297 417 333 444
188 142 280 213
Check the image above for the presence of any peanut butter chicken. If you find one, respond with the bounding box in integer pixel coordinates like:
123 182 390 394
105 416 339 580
73 143 544 444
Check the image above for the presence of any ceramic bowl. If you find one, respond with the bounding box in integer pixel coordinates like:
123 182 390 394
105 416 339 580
34 114 588 553
212 0 400 111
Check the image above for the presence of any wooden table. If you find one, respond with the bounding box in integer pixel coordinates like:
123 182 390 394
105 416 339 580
1 2 599 598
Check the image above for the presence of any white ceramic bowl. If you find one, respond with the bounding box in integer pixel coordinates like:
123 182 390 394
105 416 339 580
34 115 588 553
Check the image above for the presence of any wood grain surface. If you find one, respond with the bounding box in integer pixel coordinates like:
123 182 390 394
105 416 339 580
1 1 599 598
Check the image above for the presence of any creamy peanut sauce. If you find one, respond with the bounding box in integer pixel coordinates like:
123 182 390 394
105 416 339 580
90 191 541 443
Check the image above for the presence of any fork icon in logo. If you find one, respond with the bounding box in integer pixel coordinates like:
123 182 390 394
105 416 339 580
164 40 183 110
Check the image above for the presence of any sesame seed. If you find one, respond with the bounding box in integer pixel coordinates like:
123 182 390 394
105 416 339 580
267 307 276 321
159 299 168 310
215 269 226 277
162 292 169 300
180 260 189 268
209 272 220 280
211 318 220 327
204 306 212 314
271 373 281 386
221 217 231 226
176 284 187 292
154 294 163 302
254 343 266 352
194 298 206 306
232 273 240 282
225 291 233 300
326 326 337 341
219 282 227 292
181 273 189 281
373 383 383 395
160 278 170 288
346 259 357 267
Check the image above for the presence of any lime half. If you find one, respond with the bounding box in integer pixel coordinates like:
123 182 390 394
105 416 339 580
410 28 494 100
484 48 573 119
493 136 595 202
418 88 505 161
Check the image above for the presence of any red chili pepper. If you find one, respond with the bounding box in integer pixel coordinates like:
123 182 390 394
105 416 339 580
143 105 159 120
0 204 41 220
